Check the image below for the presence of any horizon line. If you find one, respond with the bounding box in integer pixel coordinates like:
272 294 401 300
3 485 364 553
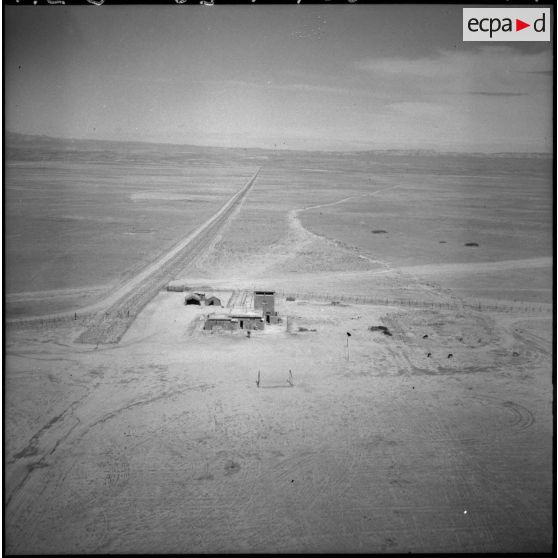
5 130 553 157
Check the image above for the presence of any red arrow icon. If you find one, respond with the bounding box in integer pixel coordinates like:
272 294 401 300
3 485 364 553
516 18 530 31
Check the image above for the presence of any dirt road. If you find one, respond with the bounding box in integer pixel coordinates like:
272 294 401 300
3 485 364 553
71 167 260 344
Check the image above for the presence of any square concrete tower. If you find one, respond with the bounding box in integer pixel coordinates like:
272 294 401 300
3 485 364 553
254 290 275 315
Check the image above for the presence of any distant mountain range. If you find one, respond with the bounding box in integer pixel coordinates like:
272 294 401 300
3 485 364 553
5 132 223 153
5 131 552 159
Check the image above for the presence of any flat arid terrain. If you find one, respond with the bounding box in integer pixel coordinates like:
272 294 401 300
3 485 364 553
5 135 553 553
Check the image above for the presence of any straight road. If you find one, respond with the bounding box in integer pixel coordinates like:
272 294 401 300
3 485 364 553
76 167 261 344
7 168 261 342
95 168 259 308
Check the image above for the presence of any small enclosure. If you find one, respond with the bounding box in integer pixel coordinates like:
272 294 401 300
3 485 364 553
185 293 202 305
205 296 222 307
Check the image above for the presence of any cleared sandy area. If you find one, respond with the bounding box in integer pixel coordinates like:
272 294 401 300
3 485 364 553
6 289 552 553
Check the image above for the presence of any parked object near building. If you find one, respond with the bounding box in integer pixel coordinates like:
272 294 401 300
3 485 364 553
167 280 189 292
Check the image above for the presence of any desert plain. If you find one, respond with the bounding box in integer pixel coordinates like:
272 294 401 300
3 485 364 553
5 134 553 553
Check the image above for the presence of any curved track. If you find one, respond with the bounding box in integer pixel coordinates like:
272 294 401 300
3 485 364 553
470 394 535 431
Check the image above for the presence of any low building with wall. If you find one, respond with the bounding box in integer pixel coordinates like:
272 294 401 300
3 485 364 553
230 310 265 330
204 314 238 331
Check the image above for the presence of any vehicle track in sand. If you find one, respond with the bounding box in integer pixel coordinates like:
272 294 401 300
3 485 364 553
211 186 398 281
469 394 535 431
6 379 216 554
282 187 398 271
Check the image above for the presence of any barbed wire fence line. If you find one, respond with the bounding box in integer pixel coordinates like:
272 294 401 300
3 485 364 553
276 289 551 315
6 286 551 335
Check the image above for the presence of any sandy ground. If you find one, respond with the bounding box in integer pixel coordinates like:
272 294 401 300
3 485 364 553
5 288 552 553
4 149 553 553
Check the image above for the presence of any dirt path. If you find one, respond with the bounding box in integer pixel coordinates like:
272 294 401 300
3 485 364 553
7 168 261 337
394 257 552 276
215 186 399 280
71 168 260 343
284 187 463 307
291 185 400 265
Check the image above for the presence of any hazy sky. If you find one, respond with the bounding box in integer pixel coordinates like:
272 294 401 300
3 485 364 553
5 5 553 152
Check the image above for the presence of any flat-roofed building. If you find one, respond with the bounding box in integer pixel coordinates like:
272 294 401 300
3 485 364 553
203 314 238 331
230 310 265 330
